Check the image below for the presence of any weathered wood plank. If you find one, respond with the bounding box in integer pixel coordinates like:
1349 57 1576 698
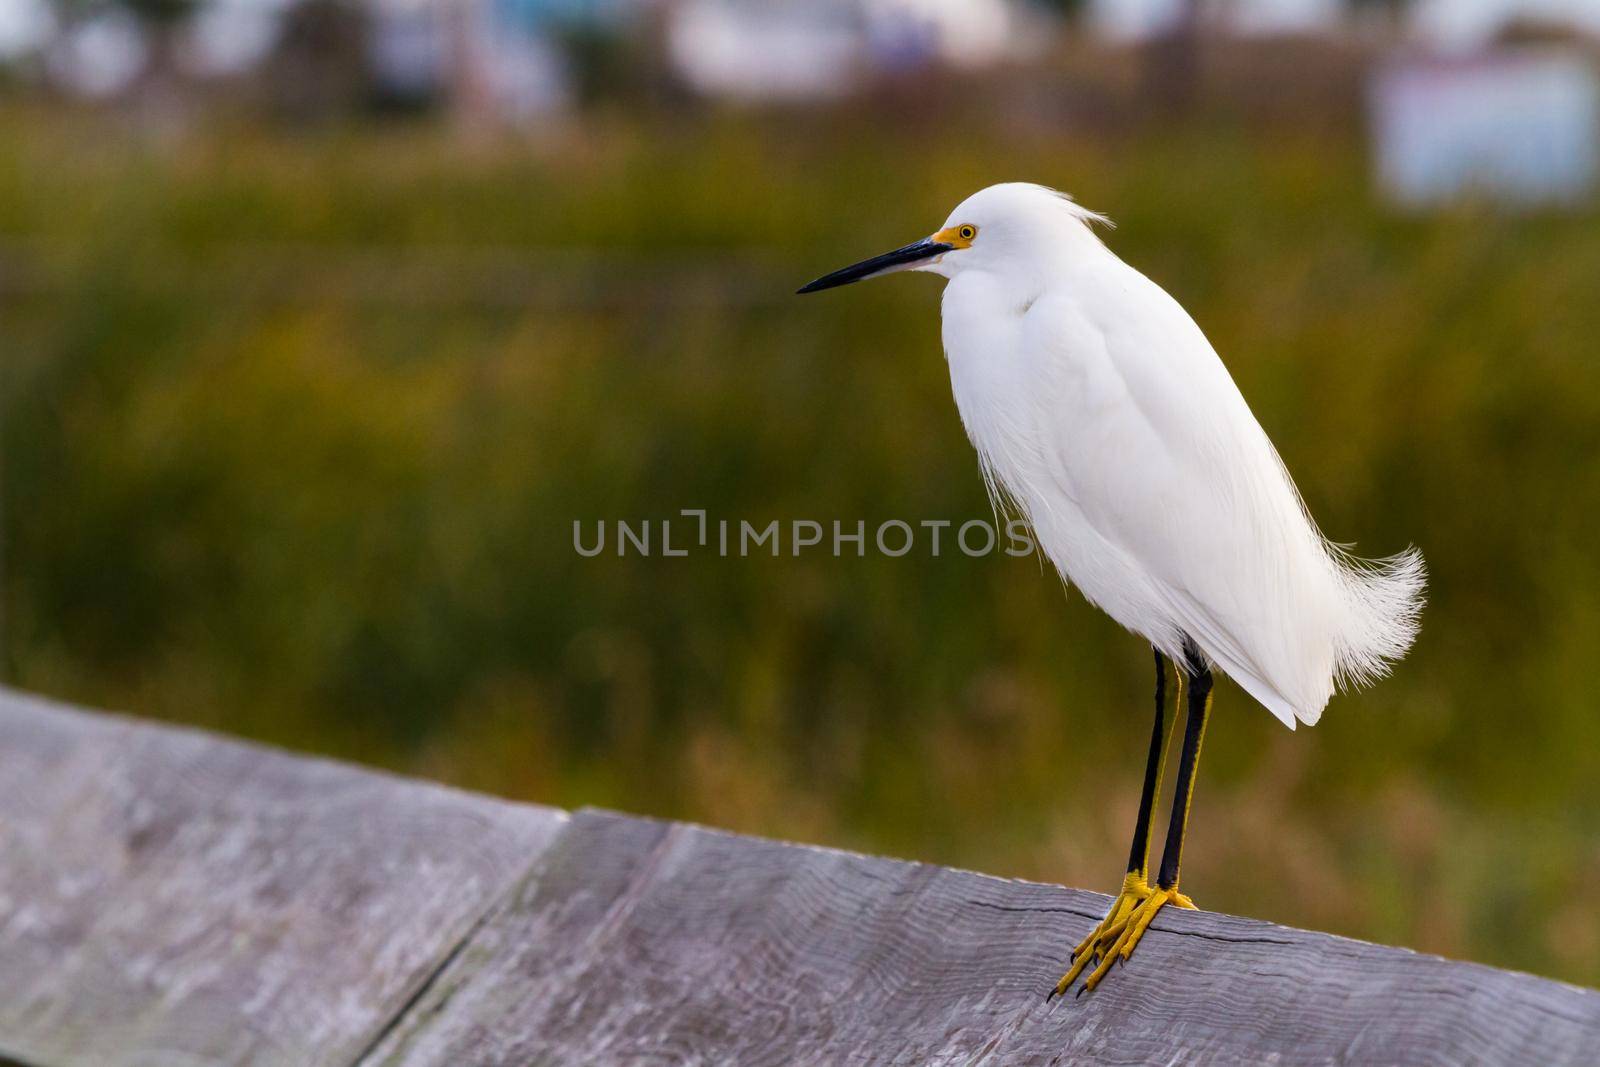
366 809 1600 1067
4 690 1599 1066
0 688 565 1067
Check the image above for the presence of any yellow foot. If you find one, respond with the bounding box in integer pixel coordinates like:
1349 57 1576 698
1050 872 1151 998
1050 879 1196 998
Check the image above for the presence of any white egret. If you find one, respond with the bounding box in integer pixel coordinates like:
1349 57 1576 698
798 183 1424 995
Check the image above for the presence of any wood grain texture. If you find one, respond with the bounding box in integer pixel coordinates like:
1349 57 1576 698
0 688 565 1067
3 690 1599 1067
367 809 1600 1067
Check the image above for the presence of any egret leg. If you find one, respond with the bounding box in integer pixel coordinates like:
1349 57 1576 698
1078 641 1212 993
1130 650 1181 881
1156 644 1213 893
1050 648 1179 999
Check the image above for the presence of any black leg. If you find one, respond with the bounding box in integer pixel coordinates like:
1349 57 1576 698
1054 640 1210 997
1125 648 1175 879
1156 639 1213 891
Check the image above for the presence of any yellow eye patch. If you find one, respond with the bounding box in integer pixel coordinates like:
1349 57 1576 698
934 223 978 249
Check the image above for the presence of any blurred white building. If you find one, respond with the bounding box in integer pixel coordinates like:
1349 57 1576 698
1089 0 1600 45
47 10 148 97
666 0 860 100
0 0 54 61
1370 51 1600 207
665 0 1035 102
1086 0 1341 42
364 0 642 116
1411 0 1600 52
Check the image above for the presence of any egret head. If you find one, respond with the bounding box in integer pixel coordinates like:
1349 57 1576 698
796 183 1109 295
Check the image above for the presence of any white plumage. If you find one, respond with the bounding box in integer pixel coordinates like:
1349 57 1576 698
797 181 1426 991
893 182 1420 729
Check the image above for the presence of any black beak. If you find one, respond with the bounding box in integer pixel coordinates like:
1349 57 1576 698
796 237 954 294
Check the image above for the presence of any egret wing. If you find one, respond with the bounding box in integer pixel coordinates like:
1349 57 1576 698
1020 269 1344 725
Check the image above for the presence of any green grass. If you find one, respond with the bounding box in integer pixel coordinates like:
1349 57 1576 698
4 102 1599 985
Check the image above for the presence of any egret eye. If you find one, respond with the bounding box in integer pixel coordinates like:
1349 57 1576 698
958 225 977 241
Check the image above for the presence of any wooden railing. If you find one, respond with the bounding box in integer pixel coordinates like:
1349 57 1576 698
1 686 1596 1066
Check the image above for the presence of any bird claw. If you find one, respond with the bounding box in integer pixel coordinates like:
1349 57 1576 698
1050 879 1195 998
1048 872 1151 999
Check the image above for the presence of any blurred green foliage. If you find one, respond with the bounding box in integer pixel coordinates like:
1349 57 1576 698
2 103 1598 985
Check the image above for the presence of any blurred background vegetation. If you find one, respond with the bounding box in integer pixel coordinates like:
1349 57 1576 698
3 0 1600 989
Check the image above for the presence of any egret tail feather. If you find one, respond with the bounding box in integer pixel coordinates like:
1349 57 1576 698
1328 545 1427 701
